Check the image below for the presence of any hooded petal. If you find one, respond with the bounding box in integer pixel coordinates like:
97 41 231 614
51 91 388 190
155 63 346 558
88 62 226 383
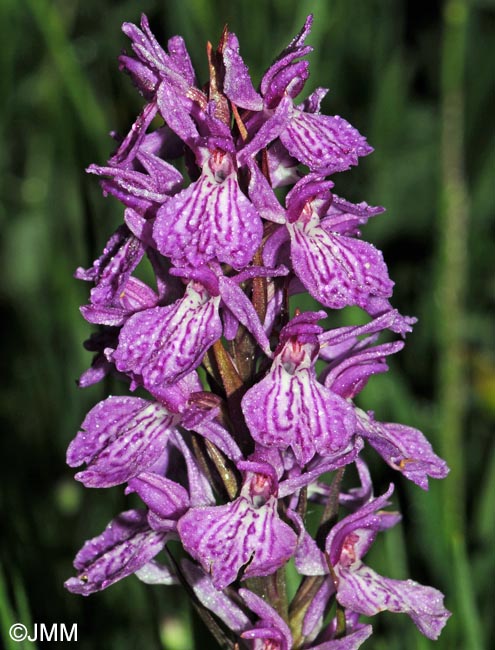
222 32 263 110
322 341 404 399
65 510 166 595
260 15 313 106
75 226 145 307
67 396 175 487
324 488 451 640
153 151 262 268
239 588 293 650
126 471 190 519
113 283 222 388
120 15 195 97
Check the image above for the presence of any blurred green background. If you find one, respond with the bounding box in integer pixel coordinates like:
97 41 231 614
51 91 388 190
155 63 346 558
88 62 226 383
0 0 493 648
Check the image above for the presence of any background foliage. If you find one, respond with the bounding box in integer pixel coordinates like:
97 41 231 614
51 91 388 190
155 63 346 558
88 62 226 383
0 0 493 648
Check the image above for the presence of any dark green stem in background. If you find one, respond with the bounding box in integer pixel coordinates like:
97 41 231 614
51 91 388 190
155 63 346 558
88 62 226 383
438 2 483 647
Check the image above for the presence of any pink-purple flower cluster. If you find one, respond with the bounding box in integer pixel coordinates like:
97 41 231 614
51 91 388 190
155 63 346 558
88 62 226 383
66 14 451 648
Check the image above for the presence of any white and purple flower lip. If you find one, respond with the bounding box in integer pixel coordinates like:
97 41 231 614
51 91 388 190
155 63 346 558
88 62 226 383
66 12 450 648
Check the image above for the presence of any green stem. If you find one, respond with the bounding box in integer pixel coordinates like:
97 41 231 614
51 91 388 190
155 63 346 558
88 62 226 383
438 2 484 648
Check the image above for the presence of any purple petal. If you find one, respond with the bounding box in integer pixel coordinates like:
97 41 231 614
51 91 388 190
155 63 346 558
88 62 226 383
153 152 262 268
88 161 182 213
178 495 296 589
322 341 404 399
285 175 333 224
266 140 301 188
222 33 263 110
337 458 373 511
260 15 313 101
279 439 363 498
78 355 112 388
218 275 272 356
310 625 373 650
246 159 286 223
171 431 215 507
67 396 155 466
287 510 327 576
80 277 158 327
335 563 451 640
126 472 190 518
75 226 145 305
281 112 373 174
181 560 250 632
288 218 394 311
68 396 175 487
239 588 293 650
242 363 356 466
79 304 128 327
321 194 385 236
237 95 293 165
166 35 196 86
121 15 193 93
319 310 407 357
108 102 158 166
302 579 336 639
156 82 199 145
191 418 243 461
298 86 329 113
118 276 158 312
119 54 159 98
65 509 166 595
356 411 449 489
113 283 222 388
148 370 203 414
135 559 177 585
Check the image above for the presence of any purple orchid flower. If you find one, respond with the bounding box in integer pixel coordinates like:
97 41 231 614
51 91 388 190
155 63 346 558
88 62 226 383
65 510 168 595
327 486 451 640
178 461 297 589
111 263 282 391
67 13 451 649
67 396 178 488
242 312 356 465
153 149 263 268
